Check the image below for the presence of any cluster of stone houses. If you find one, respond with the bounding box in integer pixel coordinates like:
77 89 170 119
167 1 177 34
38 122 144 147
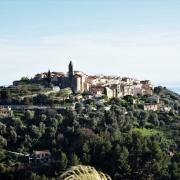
143 103 172 112
31 61 153 98
143 96 172 112
90 78 153 98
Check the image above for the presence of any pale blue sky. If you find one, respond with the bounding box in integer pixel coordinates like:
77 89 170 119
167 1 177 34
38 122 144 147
0 0 180 85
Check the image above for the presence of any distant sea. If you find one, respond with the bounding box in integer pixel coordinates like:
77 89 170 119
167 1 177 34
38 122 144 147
169 87 180 95
155 82 180 95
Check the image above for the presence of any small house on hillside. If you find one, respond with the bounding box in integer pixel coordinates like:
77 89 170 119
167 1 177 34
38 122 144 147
29 150 51 164
0 106 13 118
143 104 158 111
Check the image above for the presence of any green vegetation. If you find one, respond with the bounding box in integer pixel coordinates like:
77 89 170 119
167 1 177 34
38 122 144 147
134 127 162 137
0 85 180 179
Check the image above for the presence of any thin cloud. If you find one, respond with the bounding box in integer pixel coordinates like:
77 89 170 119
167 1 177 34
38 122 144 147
0 30 180 85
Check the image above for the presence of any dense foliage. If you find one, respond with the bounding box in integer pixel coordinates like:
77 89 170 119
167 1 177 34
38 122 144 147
0 86 180 179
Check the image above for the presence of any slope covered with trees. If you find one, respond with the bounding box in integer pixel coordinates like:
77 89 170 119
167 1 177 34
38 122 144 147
0 86 180 179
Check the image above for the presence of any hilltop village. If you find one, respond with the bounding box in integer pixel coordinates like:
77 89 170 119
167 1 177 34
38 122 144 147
13 61 154 98
0 61 173 118
0 62 180 179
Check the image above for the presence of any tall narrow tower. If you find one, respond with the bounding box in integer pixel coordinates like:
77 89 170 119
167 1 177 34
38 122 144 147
68 61 73 78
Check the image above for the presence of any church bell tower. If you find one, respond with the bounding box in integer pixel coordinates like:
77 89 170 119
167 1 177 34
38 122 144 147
68 61 73 78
